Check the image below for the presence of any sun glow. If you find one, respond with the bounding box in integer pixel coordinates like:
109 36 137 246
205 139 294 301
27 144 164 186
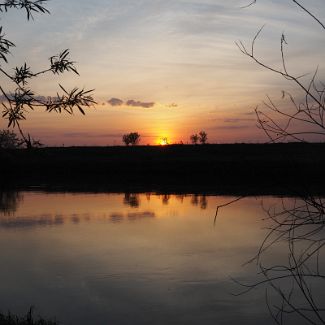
159 137 169 146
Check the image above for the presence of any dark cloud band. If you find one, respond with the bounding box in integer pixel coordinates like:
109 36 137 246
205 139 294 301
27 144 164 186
107 98 124 106
107 97 155 108
126 99 155 108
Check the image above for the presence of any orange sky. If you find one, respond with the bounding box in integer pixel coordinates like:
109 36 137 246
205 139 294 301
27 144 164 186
1 0 324 145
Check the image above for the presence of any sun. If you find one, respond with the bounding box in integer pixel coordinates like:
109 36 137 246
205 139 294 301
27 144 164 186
159 137 169 146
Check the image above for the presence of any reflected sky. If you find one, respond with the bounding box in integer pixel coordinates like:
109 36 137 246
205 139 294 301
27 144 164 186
0 192 323 324
0 192 210 228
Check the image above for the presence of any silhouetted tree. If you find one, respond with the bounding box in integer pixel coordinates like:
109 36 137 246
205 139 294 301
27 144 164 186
190 134 199 144
123 193 140 208
129 132 141 145
239 0 325 142
0 190 22 215
0 0 95 148
0 129 21 148
216 193 325 324
191 195 199 206
122 134 131 146
122 132 141 146
198 131 208 144
199 195 207 209
236 196 325 325
160 137 169 145
162 194 170 205
234 3 325 323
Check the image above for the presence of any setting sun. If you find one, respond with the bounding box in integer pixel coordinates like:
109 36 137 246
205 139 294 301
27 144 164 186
1 1 324 324
159 137 169 146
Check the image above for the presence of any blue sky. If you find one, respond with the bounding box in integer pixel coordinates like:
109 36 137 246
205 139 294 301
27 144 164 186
1 0 325 145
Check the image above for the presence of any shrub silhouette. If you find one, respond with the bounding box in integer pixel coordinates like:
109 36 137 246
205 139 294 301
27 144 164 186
198 131 208 144
122 132 141 146
190 134 199 144
0 129 21 149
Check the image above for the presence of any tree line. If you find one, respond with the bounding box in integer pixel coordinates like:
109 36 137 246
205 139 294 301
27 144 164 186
118 131 209 146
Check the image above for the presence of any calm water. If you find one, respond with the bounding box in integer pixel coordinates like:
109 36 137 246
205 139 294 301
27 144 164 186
0 192 323 324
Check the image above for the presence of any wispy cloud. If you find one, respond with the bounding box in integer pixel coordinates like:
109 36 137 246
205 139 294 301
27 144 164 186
63 132 123 138
109 211 155 222
108 98 124 106
243 111 256 116
211 125 251 130
126 100 155 108
223 118 254 123
107 97 155 108
3 0 324 145
165 103 178 108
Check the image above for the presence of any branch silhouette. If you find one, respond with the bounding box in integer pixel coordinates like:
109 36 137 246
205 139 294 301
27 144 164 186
0 1 96 148
239 1 325 142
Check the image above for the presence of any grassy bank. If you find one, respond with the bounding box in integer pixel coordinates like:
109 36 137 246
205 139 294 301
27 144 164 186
1 143 324 195
0 308 58 325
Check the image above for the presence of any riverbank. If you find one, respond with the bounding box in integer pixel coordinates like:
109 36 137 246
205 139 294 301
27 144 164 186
0 308 58 325
1 143 324 195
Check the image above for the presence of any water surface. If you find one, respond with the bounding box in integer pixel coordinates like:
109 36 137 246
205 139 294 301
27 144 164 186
0 192 323 324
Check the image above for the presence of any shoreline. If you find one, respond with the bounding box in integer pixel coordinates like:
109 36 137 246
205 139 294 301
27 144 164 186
1 143 324 196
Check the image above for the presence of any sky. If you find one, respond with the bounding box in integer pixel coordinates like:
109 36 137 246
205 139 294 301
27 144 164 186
0 0 325 145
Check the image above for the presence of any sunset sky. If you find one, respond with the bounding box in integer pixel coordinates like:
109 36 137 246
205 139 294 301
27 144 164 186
0 0 324 145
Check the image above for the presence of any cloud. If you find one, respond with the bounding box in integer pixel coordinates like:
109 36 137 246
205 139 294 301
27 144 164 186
243 111 256 116
211 125 251 130
0 214 65 228
108 98 124 106
0 95 12 102
63 132 123 138
223 118 255 123
107 97 156 108
109 211 156 223
109 214 124 223
126 99 155 108
166 103 178 108
127 211 155 220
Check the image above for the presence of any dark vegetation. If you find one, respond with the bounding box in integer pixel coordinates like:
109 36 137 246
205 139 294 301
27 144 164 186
235 3 325 324
1 143 325 195
122 132 141 146
0 308 59 325
0 0 94 149
0 130 21 149
190 131 208 144
234 195 325 325
240 1 325 143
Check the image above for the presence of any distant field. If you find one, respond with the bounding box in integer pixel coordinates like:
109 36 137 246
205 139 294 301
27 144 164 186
1 143 325 195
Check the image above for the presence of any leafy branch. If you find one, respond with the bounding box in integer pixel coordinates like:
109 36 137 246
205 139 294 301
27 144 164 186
0 0 49 20
0 26 15 63
0 1 96 148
